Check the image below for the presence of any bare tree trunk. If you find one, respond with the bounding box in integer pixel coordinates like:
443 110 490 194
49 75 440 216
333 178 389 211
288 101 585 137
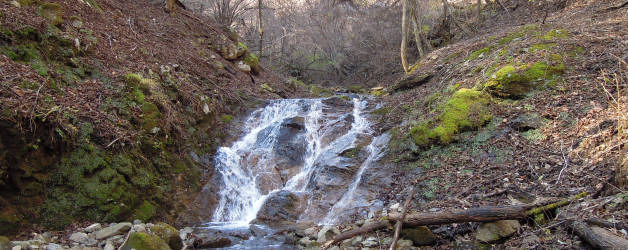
571 221 628 249
476 0 482 25
400 0 409 73
410 1 424 59
257 0 263 57
166 0 176 13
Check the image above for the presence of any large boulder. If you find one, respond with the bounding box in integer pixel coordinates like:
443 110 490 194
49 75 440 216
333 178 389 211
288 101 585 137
121 232 171 250
254 190 304 227
149 223 182 250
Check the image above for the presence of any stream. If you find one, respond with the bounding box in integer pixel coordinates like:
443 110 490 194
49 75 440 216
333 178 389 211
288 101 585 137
192 96 392 248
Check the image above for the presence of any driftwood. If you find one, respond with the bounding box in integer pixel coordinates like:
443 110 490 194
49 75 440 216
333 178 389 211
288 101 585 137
322 192 586 248
390 187 415 250
570 221 628 249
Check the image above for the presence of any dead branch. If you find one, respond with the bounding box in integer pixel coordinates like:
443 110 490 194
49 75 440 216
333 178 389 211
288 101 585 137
390 192 586 226
321 221 391 249
570 221 628 249
584 218 628 232
390 187 415 250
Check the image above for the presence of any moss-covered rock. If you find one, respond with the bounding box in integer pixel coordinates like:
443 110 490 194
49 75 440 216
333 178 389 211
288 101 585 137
38 3 63 27
483 57 565 98
401 226 437 246
121 232 171 250
244 52 260 74
410 88 492 147
150 222 182 250
0 235 10 249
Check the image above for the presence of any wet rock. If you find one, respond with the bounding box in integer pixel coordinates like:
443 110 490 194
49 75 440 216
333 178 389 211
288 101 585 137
510 113 545 132
94 222 132 240
179 227 193 241
83 223 102 233
350 235 363 246
149 223 182 250
249 224 269 237
391 72 433 92
475 220 521 243
121 232 170 250
194 236 232 248
254 190 303 227
401 226 437 246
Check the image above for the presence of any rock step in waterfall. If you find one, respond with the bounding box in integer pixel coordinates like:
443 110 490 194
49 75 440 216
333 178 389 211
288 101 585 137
192 95 393 248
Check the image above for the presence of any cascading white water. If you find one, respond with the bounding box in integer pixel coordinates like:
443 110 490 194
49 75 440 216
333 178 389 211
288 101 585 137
211 96 388 226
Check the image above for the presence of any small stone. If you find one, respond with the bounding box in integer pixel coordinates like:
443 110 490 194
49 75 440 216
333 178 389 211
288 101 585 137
71 20 83 28
11 246 21 250
361 237 378 247
236 61 251 73
351 236 363 246
94 222 132 240
303 227 317 239
84 223 102 233
397 239 413 248
298 237 312 246
203 103 210 114
475 220 521 243
132 224 146 232
69 232 89 244
103 241 115 250
317 225 335 243
133 220 142 225
401 226 437 246
45 243 63 250
389 203 400 211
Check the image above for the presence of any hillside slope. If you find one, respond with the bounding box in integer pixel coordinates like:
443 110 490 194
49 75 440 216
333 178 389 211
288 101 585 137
0 0 307 235
368 0 627 247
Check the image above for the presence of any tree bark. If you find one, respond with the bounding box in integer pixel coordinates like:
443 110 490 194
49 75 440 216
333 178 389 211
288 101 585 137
257 0 263 57
400 0 409 73
390 205 530 226
571 221 628 249
410 1 424 59
476 0 482 25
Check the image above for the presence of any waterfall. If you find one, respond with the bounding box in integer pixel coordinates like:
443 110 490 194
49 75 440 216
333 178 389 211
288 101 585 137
210 96 388 226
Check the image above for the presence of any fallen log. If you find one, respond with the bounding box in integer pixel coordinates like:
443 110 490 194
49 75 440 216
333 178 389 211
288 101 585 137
570 221 628 249
390 187 415 250
389 192 586 226
322 192 586 248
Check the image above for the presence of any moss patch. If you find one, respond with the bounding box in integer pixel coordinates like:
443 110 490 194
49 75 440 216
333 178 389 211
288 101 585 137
220 114 234 123
122 232 170 250
38 3 63 27
410 89 492 147
467 46 493 61
542 29 569 40
483 57 565 98
134 201 156 222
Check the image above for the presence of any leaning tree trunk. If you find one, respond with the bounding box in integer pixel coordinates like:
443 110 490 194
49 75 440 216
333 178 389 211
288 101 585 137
476 0 482 26
410 1 424 59
257 0 263 57
400 0 409 73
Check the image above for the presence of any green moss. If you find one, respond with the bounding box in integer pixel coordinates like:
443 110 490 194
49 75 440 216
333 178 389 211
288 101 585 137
467 46 492 61
123 232 170 250
542 29 569 40
498 31 524 45
424 92 440 107
237 41 248 52
411 89 492 146
150 222 182 250
0 209 23 235
371 106 391 115
220 114 234 123
341 147 360 158
528 43 556 53
125 73 142 86
310 84 332 97
521 129 546 142
134 201 156 222
484 57 565 98
38 3 63 27
348 85 365 94
18 0 40 6
141 102 161 132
